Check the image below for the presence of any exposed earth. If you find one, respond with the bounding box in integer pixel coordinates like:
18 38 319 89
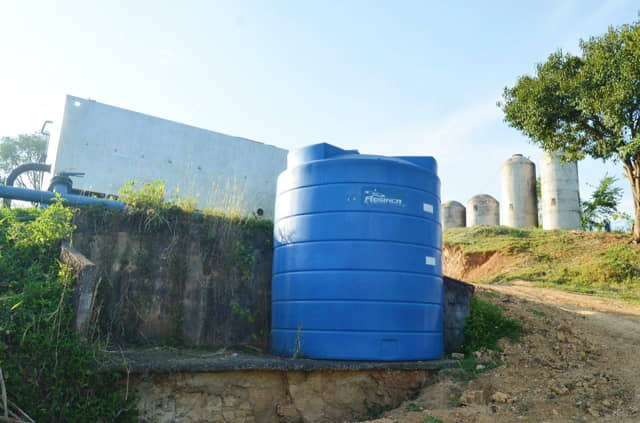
359 280 640 423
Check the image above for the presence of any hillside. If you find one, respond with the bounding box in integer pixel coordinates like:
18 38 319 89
443 226 640 303
359 226 640 422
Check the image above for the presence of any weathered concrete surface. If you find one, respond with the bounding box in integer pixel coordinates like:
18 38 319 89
70 209 475 354
103 349 455 373
61 241 99 339
134 369 435 423
71 209 273 349
443 276 475 353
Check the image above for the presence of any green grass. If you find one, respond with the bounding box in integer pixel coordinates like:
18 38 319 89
462 297 522 353
444 226 640 303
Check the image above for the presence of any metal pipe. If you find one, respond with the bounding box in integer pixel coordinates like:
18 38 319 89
0 184 125 210
41 120 53 136
3 162 52 208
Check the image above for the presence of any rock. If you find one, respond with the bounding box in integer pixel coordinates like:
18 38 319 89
451 352 465 360
497 337 511 351
550 384 569 395
491 392 510 403
475 364 486 371
602 399 612 408
460 390 485 406
557 325 572 335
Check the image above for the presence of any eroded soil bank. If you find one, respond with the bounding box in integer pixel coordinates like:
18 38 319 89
361 282 640 422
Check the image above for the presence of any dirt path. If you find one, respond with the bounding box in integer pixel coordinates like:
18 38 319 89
360 282 640 423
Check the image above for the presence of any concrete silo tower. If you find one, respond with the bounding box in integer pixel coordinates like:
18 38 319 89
466 194 500 227
441 200 466 229
501 154 538 228
540 151 581 230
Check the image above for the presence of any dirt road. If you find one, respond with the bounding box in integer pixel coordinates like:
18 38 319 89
361 281 640 422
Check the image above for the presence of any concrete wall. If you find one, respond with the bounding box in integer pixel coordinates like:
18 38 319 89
70 209 274 349
44 95 287 217
66 208 473 353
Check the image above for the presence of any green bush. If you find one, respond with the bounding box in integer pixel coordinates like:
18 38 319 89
463 297 522 353
0 202 136 422
118 180 166 209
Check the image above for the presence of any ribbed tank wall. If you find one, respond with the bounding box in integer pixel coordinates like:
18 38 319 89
540 151 581 230
501 154 538 228
271 143 443 361
466 194 500 226
442 200 466 229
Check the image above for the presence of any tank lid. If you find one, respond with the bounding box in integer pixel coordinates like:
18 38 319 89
287 143 437 173
287 143 359 167
468 194 498 203
503 153 534 166
442 200 465 208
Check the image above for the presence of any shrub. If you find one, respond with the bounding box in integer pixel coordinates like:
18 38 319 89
0 203 136 422
463 297 522 353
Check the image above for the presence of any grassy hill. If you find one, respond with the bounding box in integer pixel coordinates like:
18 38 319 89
443 226 640 303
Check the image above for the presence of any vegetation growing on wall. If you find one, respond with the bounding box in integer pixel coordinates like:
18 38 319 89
74 180 273 349
0 200 136 422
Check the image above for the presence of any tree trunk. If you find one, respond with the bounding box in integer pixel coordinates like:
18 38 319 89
633 187 640 242
625 163 640 242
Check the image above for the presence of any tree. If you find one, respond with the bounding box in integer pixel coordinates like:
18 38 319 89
581 174 623 230
0 133 48 190
500 20 640 240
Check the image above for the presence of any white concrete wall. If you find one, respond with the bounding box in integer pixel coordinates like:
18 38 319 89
44 95 288 217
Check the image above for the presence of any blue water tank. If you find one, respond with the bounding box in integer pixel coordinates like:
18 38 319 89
271 143 443 361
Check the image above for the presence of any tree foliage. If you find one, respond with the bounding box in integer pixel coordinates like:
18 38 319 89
581 174 624 230
0 133 48 189
501 19 640 239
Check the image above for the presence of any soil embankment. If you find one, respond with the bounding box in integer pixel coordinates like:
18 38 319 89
359 240 640 422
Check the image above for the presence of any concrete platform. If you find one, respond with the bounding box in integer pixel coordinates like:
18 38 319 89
103 347 456 373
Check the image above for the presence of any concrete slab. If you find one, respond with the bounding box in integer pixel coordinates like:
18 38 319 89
103 348 456 373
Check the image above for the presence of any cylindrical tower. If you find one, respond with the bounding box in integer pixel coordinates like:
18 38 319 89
466 194 500 226
501 154 538 228
441 200 466 229
540 151 581 230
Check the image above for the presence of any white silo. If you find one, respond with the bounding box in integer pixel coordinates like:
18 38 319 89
466 195 500 227
501 154 538 228
442 200 466 229
540 151 581 230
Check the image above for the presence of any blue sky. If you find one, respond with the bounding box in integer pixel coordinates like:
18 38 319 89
0 0 638 221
